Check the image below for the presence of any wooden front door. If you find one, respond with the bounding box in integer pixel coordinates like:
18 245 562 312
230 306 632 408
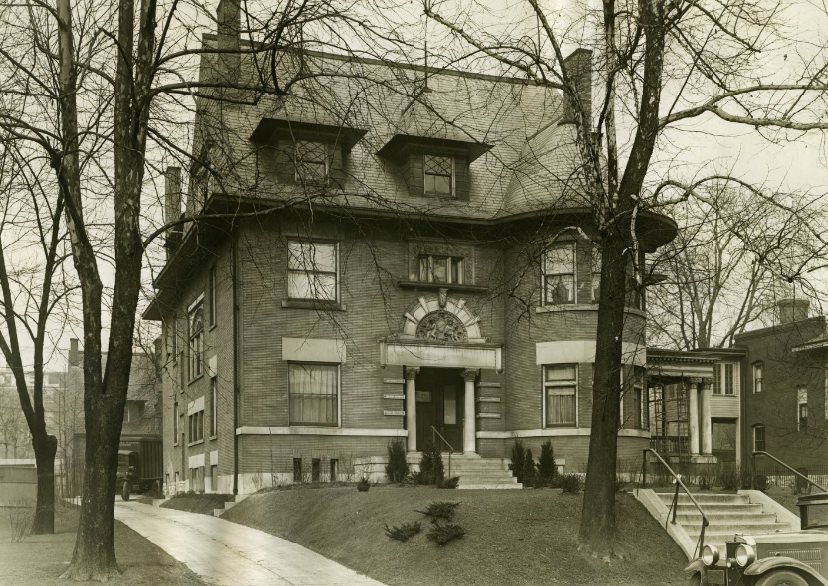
415 368 464 452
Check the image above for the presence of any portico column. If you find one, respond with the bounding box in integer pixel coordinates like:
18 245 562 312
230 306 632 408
700 379 713 455
462 369 478 454
687 379 700 455
405 367 419 452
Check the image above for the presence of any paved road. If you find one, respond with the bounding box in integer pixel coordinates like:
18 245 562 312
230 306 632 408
114 500 385 586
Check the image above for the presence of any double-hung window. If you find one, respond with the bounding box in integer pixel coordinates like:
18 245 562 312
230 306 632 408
543 243 576 305
289 363 339 426
424 154 453 196
287 241 338 301
753 362 763 393
418 255 463 284
753 424 765 452
188 302 204 381
210 377 218 437
294 140 329 183
188 410 204 443
591 247 601 304
544 365 577 427
798 386 808 431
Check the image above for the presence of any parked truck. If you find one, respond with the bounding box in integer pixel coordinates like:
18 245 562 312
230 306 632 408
116 436 162 501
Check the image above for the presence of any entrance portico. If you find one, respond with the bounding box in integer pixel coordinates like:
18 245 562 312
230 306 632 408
381 293 502 455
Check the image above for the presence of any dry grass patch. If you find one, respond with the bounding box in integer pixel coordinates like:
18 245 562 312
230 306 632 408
223 486 688 586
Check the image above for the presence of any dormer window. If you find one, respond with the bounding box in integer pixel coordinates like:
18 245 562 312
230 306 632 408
295 140 329 183
424 155 453 196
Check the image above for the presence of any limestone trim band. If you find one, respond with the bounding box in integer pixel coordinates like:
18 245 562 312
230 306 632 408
477 428 651 439
236 426 408 437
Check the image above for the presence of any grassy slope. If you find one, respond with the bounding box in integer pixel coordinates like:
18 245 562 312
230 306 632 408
223 486 689 586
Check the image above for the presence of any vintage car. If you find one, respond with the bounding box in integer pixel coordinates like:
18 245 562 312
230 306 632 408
686 493 828 585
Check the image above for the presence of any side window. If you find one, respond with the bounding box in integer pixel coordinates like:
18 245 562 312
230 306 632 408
798 386 808 431
287 241 338 301
753 424 765 452
591 246 601 304
543 243 576 305
289 363 339 426
188 302 204 381
752 362 763 393
418 255 463 284
544 365 577 427
294 140 329 183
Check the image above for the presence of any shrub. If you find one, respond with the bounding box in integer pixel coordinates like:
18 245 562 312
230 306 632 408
417 442 445 485
717 464 740 491
753 474 768 492
537 440 557 484
417 501 460 523
560 474 581 494
510 440 526 482
427 523 465 545
522 448 538 487
699 474 713 491
386 439 409 483
438 476 460 489
384 521 421 542
357 477 371 492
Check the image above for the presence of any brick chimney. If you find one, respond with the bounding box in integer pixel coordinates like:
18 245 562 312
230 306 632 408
559 48 592 125
216 0 240 83
69 338 80 367
777 298 809 324
164 167 182 257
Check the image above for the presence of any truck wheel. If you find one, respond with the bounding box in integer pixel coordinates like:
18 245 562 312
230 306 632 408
755 570 809 586
121 481 130 502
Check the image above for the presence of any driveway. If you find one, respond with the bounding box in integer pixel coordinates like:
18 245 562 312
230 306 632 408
114 500 385 586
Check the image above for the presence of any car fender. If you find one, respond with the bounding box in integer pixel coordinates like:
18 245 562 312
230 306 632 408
744 556 828 585
684 559 706 581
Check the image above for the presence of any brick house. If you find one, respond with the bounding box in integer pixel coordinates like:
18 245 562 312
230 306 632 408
735 299 828 471
143 0 678 494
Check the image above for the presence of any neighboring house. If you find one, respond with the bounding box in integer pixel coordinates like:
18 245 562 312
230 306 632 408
0 366 63 460
143 0 679 495
735 299 828 471
66 338 162 495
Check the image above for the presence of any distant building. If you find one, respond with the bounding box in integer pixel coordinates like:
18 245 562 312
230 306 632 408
735 299 827 472
66 338 162 495
0 366 63 460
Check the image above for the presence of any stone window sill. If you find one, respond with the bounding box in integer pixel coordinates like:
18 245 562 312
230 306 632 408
397 281 488 294
281 299 347 311
535 304 646 318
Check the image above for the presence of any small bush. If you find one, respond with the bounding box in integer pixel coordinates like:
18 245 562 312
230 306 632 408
522 448 537 486
417 500 460 523
699 474 713 491
438 476 460 489
753 474 768 492
615 475 627 492
560 474 581 494
510 440 526 482
386 439 410 483
427 523 466 545
384 521 421 542
537 440 557 484
6 500 33 542
717 464 740 491
357 477 371 492
417 442 445 485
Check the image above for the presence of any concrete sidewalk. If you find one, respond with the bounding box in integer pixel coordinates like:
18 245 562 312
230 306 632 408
114 500 385 586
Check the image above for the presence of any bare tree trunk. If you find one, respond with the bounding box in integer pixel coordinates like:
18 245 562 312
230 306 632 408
579 227 628 555
31 434 57 534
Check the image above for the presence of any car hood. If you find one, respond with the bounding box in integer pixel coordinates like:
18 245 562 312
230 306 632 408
737 530 828 546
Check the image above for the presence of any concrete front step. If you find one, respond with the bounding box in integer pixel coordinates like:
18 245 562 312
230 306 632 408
683 522 789 533
460 483 523 490
671 503 763 514
444 455 521 489
213 494 249 517
657 493 750 504
675 512 777 524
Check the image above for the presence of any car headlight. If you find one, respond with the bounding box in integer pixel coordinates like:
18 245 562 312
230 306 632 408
734 544 755 567
701 544 720 566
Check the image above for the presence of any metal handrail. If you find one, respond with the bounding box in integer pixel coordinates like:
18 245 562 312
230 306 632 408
641 448 710 558
430 425 453 479
751 451 827 492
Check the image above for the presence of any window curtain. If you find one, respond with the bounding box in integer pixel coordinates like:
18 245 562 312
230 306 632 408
289 364 338 425
546 389 575 426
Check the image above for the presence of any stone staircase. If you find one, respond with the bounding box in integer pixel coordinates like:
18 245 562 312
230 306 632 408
213 493 249 517
636 490 799 559
444 454 522 489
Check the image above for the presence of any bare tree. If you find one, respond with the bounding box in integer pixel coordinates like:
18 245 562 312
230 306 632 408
415 0 828 555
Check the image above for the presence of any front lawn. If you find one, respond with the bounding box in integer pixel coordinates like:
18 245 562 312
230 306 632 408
222 486 688 586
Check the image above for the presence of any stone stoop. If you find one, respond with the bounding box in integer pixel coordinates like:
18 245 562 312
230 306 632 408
444 454 522 490
213 493 249 517
637 489 797 559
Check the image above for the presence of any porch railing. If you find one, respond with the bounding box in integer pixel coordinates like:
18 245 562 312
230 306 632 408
751 451 827 492
430 425 453 479
642 448 709 559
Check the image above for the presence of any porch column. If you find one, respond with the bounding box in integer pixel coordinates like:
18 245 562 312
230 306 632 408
405 367 419 452
462 369 478 454
687 379 700 455
700 379 713 455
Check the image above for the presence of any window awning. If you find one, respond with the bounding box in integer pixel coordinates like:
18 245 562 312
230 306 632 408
250 118 366 150
377 133 492 162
